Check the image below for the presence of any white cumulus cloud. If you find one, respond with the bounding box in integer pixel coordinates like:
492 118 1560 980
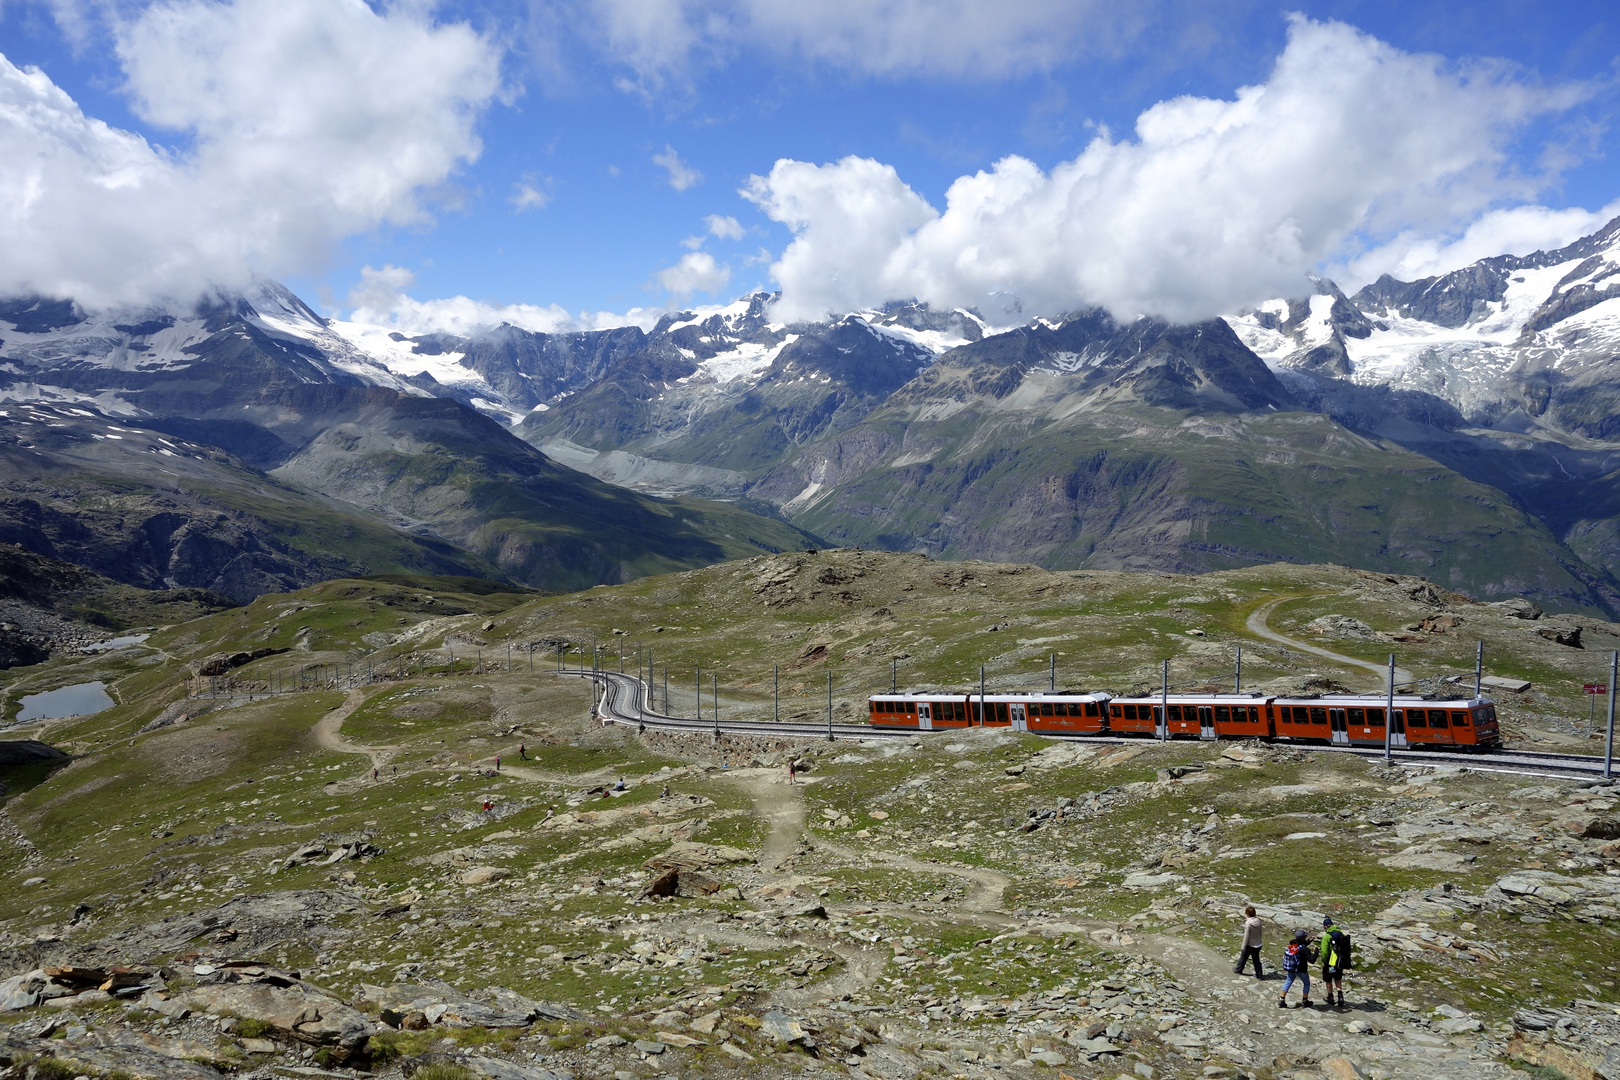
703 213 746 240
346 264 660 335
653 144 702 191
511 179 551 211
0 0 502 308
742 17 1589 323
1342 199 1620 283
657 251 730 296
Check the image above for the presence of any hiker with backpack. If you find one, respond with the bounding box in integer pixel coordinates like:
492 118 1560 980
1278 930 1316 1008
1233 905 1264 977
1320 917 1351 1007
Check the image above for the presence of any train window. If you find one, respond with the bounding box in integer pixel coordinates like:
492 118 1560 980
1485 705 1496 723
1366 708 1385 726
1167 705 1182 721
1407 711 1425 727
1428 710 1449 729
883 701 895 712
1041 703 1054 717
1453 711 1470 727
1214 706 1230 723
1087 702 1099 717
1249 707 1261 723
1348 708 1364 724
1110 704 1121 718
1123 704 1138 720
995 703 1009 723
1283 706 1300 723
1310 707 1328 725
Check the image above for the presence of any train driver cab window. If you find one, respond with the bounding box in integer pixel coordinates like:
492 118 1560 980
1406 710 1425 727
1428 710 1449 729
1453 711 1470 727
1366 708 1385 726
1310 707 1328 725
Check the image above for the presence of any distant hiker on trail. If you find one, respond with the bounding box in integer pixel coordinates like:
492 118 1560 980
372 768 378 781
544 807 554 821
661 784 670 799
495 755 501 772
788 760 797 784
1321 917 1350 1007
612 777 627 792
1234 905 1264 977
1279 930 1316 1009
519 744 527 760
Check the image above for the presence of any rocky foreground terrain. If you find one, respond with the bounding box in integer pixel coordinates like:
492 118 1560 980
1 551 1618 1080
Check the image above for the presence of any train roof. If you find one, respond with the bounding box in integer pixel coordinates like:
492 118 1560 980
868 691 1111 701
1104 693 1494 707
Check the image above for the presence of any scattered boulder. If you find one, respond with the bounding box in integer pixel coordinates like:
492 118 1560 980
1538 625 1583 648
1491 598 1543 620
183 979 372 1062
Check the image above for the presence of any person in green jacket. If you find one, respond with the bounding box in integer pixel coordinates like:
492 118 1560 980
1320 917 1349 1008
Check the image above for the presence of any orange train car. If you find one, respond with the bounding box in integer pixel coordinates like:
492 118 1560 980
871 690 1500 750
867 692 1110 732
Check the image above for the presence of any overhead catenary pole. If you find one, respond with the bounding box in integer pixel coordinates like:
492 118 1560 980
1607 650 1618 781
696 666 701 722
1385 653 1396 765
1160 659 1169 742
827 668 834 741
1235 645 1242 693
1049 653 1055 693
979 665 986 726
891 657 897 694
774 664 780 723
713 673 720 736
1475 640 1484 700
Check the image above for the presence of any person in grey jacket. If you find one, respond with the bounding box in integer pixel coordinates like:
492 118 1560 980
1233 905 1264 977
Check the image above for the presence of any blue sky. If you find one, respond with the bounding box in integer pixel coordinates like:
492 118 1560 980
2 0 1617 327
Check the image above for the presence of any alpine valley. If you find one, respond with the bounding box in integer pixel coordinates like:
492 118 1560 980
5 216 1620 626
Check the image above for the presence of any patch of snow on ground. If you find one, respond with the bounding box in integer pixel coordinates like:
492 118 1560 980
690 336 798 385
326 319 484 388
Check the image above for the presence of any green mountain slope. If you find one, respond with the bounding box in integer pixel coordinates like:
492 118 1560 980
269 394 819 591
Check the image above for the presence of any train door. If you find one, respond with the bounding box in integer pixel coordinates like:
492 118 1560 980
917 702 933 731
1154 705 1167 739
1198 706 1216 740
1328 708 1350 746
1389 710 1407 748
1010 703 1028 732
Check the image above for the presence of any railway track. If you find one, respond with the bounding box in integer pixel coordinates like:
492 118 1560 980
568 670 1615 780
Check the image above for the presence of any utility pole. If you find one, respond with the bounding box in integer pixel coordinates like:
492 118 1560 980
1385 653 1396 765
827 668 834 741
774 664 780 723
979 665 986 726
1475 640 1483 699
1049 653 1055 693
1235 645 1242 693
713 673 719 737
891 657 897 694
696 665 701 722
1160 659 1168 742
1608 650 1618 781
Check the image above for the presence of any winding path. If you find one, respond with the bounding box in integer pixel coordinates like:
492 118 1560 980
310 688 397 769
1245 596 1412 689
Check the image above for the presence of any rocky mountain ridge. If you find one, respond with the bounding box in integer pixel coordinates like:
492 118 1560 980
7 219 1620 614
